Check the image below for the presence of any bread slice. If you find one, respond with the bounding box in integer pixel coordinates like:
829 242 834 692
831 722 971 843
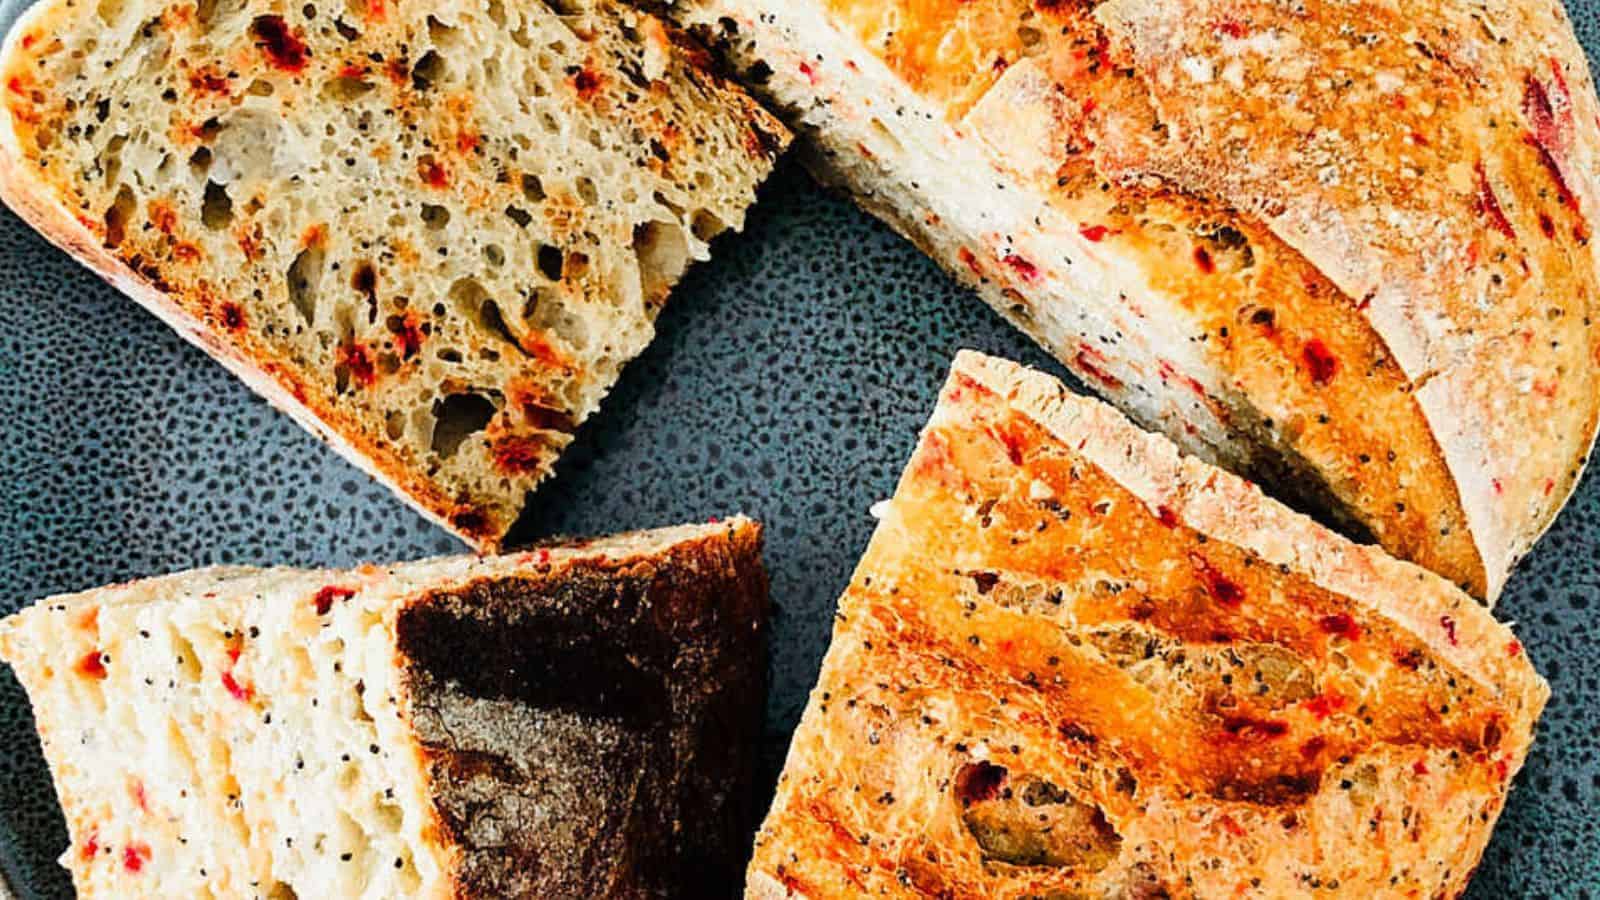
0 1 787 549
0 518 769 899
747 352 1546 898
673 0 1600 600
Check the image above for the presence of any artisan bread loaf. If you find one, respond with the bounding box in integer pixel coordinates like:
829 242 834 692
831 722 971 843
676 0 1600 600
747 351 1546 898
0 0 787 548
0 518 769 899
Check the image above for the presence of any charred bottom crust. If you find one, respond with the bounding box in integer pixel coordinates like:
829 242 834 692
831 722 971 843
395 523 769 899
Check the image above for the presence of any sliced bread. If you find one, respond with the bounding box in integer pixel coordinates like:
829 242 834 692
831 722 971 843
0 518 769 898
0 0 788 548
674 0 1600 600
747 352 1546 898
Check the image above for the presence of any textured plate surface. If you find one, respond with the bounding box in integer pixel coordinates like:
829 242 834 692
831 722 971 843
0 1 1597 896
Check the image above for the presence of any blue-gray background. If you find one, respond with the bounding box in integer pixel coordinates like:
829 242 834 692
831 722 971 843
1 1 1597 896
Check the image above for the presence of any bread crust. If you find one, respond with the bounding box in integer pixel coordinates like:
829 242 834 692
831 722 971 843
680 0 1600 600
746 351 1547 898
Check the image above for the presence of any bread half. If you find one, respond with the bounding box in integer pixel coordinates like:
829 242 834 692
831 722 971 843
675 0 1600 600
747 352 1546 898
0 0 787 548
0 518 769 898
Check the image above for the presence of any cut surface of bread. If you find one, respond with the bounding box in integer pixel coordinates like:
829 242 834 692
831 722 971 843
676 0 1600 600
0 518 769 899
0 1 787 549
747 352 1546 898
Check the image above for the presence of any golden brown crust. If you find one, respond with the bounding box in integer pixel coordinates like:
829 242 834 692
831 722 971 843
729 0 1600 599
747 352 1546 898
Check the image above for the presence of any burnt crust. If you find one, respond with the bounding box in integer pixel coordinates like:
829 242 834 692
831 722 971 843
395 521 769 899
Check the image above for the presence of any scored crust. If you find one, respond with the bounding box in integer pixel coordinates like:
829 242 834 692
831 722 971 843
0 0 788 550
676 0 1600 600
746 351 1546 898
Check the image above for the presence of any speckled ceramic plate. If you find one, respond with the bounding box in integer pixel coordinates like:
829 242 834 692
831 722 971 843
2 2 1598 897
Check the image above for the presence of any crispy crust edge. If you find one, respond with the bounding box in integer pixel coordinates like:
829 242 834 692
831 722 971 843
949 350 1549 728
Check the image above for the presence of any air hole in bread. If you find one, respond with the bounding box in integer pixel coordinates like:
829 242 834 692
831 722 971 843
265 881 298 900
99 133 127 184
103 184 136 247
575 176 598 205
505 205 532 228
431 391 497 458
189 146 214 176
323 73 374 102
201 180 233 229
689 209 724 243
425 15 457 45
411 51 446 91
286 243 327 325
955 763 1122 870
632 220 689 302
483 244 505 267
536 244 564 281
521 173 545 203
420 203 450 230
96 0 128 26
246 78 275 97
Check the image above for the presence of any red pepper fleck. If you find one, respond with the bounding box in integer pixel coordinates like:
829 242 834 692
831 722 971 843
1533 379 1558 399
1301 339 1339 385
1410 131 1429 146
572 67 603 100
5 76 25 95
1318 612 1361 641
1543 478 1556 497
129 778 149 813
1394 647 1424 670
188 68 230 95
1079 224 1110 242
390 313 425 358
986 423 1025 465
1299 735 1327 760
366 0 386 20
1304 693 1345 719
799 61 819 86
20 33 35 49
76 651 107 680
1073 346 1123 391
123 842 150 873
1491 478 1505 496
492 434 548 476
1080 97 1097 117
1412 760 1430 776
80 831 99 861
173 242 201 262
221 669 252 702
1538 211 1557 238
250 16 309 74
1002 253 1041 283
1157 360 1208 398
313 585 355 615
456 131 479 154
1217 814 1246 838
219 302 246 331
1221 715 1288 740
954 760 1007 806
957 247 984 277
1214 19 1247 38
1156 505 1180 528
337 63 367 80
1440 615 1459 646
418 157 448 189
385 58 408 85
149 202 177 235
1471 162 1516 240
337 342 377 387
1192 246 1215 273
1506 638 1523 657
1191 553 1244 607
1492 757 1510 781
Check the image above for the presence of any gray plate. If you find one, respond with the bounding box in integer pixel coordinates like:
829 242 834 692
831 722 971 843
2 1 1598 896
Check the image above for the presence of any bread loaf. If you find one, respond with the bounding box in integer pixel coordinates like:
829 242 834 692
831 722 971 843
0 518 769 898
747 351 1546 898
675 0 1600 600
0 0 788 549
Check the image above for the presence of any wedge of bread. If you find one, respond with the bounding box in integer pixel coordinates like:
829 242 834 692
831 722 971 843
748 352 1546 898
0 1 787 549
0 518 769 899
674 0 1600 600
